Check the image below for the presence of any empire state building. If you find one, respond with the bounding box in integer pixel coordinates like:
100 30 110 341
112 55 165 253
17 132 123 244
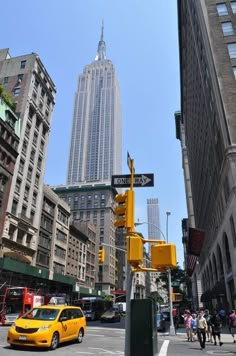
67 26 122 185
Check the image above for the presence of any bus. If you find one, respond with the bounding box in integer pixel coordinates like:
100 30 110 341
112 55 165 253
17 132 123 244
0 287 44 325
74 297 112 321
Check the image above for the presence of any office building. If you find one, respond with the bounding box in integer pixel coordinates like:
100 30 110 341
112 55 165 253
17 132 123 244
0 94 20 239
147 198 161 239
0 48 56 265
67 25 122 185
52 183 118 295
178 0 236 310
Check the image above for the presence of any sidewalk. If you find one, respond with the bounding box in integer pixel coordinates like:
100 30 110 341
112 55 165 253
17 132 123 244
175 326 234 344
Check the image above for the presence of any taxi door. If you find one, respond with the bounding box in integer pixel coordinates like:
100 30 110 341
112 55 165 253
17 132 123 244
59 309 74 341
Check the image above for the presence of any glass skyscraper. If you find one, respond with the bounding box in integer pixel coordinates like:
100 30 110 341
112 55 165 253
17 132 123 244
67 25 122 185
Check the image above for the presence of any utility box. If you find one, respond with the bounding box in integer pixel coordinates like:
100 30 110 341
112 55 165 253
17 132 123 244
151 243 177 269
130 299 158 356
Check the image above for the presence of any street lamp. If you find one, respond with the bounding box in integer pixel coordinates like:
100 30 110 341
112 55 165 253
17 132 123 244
166 211 175 336
135 217 176 336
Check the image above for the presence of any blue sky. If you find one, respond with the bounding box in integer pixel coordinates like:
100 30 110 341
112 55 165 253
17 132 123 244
3 1 186 266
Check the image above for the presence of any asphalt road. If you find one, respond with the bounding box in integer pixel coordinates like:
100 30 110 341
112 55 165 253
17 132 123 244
0 319 126 356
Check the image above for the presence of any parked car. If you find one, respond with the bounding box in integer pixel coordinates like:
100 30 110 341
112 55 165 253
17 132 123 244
7 305 86 350
100 310 121 323
156 313 167 332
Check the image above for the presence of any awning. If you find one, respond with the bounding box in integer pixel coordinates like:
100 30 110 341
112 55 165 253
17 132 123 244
211 280 226 298
188 227 205 256
200 289 213 302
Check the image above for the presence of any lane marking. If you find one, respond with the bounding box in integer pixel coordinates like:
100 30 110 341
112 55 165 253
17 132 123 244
158 340 169 356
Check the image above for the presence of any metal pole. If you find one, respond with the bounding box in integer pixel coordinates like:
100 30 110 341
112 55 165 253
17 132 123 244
166 212 175 336
125 263 133 356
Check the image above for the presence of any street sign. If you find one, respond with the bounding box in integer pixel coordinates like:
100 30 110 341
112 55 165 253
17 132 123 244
171 282 180 287
111 174 154 188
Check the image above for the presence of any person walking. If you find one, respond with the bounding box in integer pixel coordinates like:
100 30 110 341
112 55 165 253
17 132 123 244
197 309 208 350
211 310 223 346
182 310 192 341
204 309 213 342
191 313 197 341
228 310 236 343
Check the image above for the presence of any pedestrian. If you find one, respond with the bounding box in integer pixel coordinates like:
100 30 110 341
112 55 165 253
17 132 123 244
191 313 197 341
219 307 226 326
204 309 213 343
197 309 207 350
211 310 223 346
181 310 192 341
228 310 236 343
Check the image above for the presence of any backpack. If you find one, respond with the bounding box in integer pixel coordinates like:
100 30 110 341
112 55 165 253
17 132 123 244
231 315 236 327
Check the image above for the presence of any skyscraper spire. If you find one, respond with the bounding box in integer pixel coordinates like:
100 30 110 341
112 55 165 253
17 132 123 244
95 21 106 61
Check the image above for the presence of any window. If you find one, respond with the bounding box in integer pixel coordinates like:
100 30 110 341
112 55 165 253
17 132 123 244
24 185 30 200
37 156 42 170
15 179 21 193
0 174 7 193
13 88 20 96
3 77 8 84
33 132 38 145
11 200 18 215
233 67 236 78
228 43 236 58
222 22 234 36
22 140 28 154
217 3 228 16
32 191 37 205
27 166 33 180
35 174 40 186
20 60 26 69
19 160 25 174
30 149 36 161
230 216 236 246
231 1 236 13
25 123 31 136
18 74 23 82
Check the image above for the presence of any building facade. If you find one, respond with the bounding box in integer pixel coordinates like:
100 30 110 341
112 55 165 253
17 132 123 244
52 183 118 295
178 0 236 311
0 48 56 265
67 26 122 185
0 95 20 239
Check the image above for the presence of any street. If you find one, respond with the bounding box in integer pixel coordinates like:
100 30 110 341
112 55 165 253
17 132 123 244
1 321 236 355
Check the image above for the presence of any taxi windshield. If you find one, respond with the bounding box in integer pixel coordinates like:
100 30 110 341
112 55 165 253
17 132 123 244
22 308 60 321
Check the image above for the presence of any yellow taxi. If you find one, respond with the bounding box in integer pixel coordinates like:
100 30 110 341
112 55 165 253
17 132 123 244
7 305 86 350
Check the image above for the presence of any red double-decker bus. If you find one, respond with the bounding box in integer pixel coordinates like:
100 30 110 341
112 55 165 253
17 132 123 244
0 287 44 325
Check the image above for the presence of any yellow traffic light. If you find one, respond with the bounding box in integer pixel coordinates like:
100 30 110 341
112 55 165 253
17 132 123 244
126 234 143 266
171 293 183 302
98 247 105 263
114 190 134 230
151 243 177 269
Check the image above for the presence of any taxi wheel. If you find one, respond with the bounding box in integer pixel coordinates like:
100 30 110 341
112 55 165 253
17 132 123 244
77 328 83 343
50 332 59 350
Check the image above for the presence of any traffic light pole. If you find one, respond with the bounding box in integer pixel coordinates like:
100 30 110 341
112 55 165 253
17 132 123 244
125 263 133 356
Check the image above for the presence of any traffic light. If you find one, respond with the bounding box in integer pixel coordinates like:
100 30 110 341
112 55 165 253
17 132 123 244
151 243 177 269
114 190 134 230
171 293 183 302
126 234 143 266
98 247 105 263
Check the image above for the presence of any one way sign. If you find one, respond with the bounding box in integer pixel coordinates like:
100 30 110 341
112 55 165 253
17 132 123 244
111 174 154 188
